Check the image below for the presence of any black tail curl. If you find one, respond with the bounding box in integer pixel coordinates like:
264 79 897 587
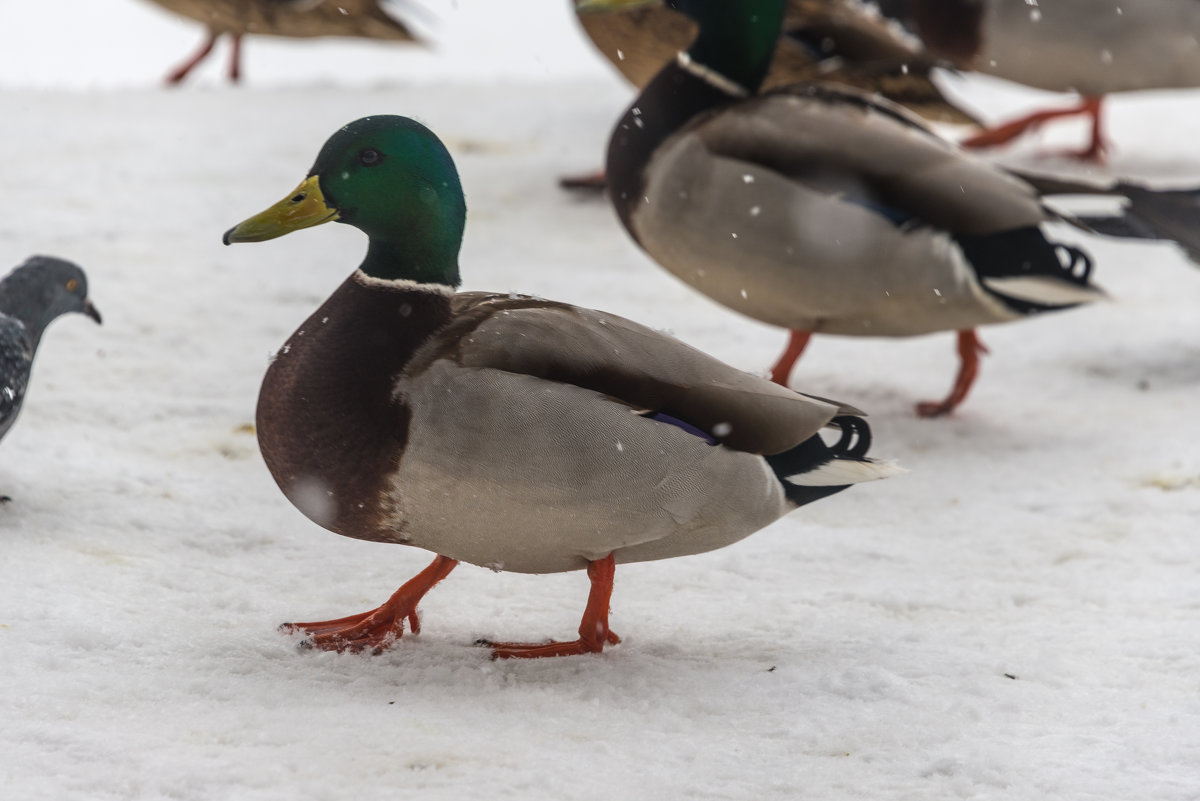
829 415 871 459
765 415 873 508
955 226 1095 314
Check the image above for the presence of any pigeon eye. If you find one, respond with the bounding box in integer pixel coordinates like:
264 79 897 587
65 279 78 292
359 148 382 166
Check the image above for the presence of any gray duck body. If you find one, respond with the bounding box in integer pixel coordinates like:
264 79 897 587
899 0 1200 96
608 59 1104 340
257 270 884 575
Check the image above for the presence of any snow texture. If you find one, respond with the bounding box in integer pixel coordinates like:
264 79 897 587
2 2 1199 800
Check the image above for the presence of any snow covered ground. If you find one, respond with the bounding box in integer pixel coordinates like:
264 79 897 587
2 2 1199 799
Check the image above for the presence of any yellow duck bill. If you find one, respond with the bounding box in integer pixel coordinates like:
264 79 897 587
223 175 339 244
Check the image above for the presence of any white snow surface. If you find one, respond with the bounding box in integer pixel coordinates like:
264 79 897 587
2 2 1200 800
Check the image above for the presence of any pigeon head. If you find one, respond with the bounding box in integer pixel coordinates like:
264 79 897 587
0 256 102 350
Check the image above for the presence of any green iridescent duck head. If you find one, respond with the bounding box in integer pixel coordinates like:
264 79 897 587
224 115 467 286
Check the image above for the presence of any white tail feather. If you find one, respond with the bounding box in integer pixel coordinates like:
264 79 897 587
785 458 904 487
982 275 1108 306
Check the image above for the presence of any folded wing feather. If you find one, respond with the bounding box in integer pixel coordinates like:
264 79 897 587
413 292 855 456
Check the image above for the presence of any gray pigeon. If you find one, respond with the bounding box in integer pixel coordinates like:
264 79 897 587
0 257 102 455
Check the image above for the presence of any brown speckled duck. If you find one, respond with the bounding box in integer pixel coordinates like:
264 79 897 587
144 0 420 84
223 115 896 659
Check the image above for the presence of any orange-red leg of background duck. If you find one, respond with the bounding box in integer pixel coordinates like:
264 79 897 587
487 555 621 659
558 168 609 192
769 330 812 387
166 32 218 85
228 34 243 84
165 32 245 85
916 329 989 418
962 96 1107 162
281 555 458 653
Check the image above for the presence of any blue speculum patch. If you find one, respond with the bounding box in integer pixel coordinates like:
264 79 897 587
644 411 718 445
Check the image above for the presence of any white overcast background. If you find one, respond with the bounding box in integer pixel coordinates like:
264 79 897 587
1 2 1198 799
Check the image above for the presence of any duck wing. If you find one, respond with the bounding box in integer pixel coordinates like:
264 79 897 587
408 292 858 455
685 84 1048 235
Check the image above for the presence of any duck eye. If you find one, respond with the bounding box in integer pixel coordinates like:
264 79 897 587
359 148 382 166
65 279 79 292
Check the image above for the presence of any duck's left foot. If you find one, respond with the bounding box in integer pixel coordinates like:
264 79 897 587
280 555 457 653
559 168 608 192
482 555 620 660
485 630 622 660
1046 134 1109 164
165 32 218 85
227 34 243 84
916 329 988 418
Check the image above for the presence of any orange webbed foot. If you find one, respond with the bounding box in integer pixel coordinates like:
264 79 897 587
1042 136 1109 164
484 630 621 660
281 606 419 654
481 555 619 660
280 555 457 653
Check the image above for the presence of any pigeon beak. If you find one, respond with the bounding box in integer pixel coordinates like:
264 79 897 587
222 175 340 245
83 299 102 325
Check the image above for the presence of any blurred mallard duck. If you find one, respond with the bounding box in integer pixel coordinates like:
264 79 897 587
594 0 1200 416
881 0 1200 160
574 0 977 125
144 0 421 84
564 0 976 189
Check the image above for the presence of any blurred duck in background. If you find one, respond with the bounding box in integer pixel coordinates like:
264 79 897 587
879 0 1200 160
143 0 422 84
592 0 1200 417
565 0 977 188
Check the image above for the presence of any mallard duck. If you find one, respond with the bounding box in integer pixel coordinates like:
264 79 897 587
880 0 1200 160
223 115 896 659
0 257 101 491
574 0 976 125
592 0 1200 416
564 0 976 189
144 0 420 85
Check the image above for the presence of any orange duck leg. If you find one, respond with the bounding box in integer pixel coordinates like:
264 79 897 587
166 31 218 85
962 96 1107 161
166 31 245 85
916 329 989 418
769 330 813 387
